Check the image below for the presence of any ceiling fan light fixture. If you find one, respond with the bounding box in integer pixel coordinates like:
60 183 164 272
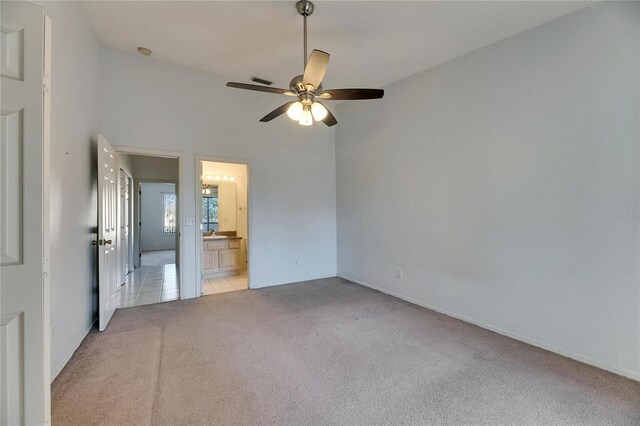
287 101 304 121
225 0 383 128
311 102 327 121
299 107 313 126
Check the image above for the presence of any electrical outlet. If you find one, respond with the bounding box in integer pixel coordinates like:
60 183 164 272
186 217 196 226
51 323 56 341
396 267 403 279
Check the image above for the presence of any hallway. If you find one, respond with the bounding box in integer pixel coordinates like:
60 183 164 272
140 250 176 266
116 264 179 308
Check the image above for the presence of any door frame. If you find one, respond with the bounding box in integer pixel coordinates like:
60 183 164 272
113 145 184 298
194 155 252 296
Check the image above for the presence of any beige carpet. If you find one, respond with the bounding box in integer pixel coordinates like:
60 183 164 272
52 277 640 425
52 327 161 425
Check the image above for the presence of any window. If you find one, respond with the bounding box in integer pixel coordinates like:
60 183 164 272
202 196 219 232
163 193 176 234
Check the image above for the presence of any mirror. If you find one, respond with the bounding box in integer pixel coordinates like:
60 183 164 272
202 182 236 233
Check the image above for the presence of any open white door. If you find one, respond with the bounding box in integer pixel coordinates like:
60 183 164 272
97 135 119 331
0 1 50 424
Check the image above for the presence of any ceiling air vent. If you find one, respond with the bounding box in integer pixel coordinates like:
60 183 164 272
250 76 273 86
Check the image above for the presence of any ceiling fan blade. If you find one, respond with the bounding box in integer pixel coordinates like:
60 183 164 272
303 49 330 89
320 103 337 127
227 82 296 96
260 102 295 122
319 88 384 100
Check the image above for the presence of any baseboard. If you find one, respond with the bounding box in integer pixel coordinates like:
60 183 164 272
250 273 338 290
51 319 96 382
340 274 640 382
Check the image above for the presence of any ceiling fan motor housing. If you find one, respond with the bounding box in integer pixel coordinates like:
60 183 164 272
290 74 322 95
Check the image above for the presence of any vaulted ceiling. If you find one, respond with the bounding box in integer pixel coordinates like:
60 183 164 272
82 1 593 89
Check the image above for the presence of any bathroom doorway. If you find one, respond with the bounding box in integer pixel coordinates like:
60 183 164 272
196 158 250 295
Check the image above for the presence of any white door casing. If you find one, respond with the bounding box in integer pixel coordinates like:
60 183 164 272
0 2 50 424
97 135 119 331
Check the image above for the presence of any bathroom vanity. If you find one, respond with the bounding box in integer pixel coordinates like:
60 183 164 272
202 236 242 278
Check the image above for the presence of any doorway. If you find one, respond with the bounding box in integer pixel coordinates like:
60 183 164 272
139 182 177 266
115 151 181 307
197 159 250 295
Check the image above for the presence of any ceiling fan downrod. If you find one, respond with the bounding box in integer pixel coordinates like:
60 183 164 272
296 0 314 69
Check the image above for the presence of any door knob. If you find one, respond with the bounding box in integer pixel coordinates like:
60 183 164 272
104 239 113 245
92 240 98 246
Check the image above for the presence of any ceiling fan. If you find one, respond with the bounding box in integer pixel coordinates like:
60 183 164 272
226 0 384 127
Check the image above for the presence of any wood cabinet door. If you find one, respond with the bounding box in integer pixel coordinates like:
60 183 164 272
203 251 217 272
218 249 239 271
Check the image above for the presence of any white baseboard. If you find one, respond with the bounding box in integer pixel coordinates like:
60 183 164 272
340 274 640 382
51 319 95 382
250 273 338 290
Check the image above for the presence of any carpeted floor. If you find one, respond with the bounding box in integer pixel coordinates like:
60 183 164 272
52 277 640 425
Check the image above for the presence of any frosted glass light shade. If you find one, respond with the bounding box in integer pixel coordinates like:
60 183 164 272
311 102 328 121
299 109 313 126
287 101 304 120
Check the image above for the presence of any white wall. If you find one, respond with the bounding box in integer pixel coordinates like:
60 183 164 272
118 152 134 178
102 48 337 296
336 2 640 379
37 1 103 380
140 183 177 251
130 155 180 181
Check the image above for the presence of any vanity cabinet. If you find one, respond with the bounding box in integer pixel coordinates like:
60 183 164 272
202 251 217 272
219 249 239 271
202 237 241 278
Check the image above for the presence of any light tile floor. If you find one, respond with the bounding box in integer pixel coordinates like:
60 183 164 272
117 264 180 308
140 250 175 266
202 270 248 295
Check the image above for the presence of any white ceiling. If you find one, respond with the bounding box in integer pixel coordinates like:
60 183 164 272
81 1 594 90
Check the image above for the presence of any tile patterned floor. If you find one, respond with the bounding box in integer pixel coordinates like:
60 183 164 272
117 264 180 308
140 250 175 266
202 270 248 295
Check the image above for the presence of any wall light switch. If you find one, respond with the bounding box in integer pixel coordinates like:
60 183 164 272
186 217 196 226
